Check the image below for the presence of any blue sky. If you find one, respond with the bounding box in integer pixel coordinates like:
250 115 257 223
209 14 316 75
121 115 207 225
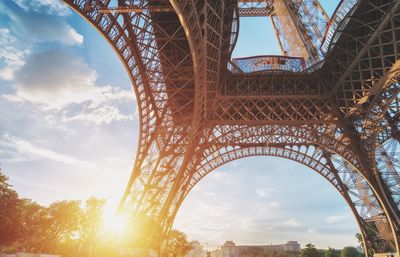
0 0 359 250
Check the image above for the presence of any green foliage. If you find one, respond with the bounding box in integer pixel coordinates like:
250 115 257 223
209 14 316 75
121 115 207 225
80 197 106 241
282 251 302 257
0 169 111 256
355 222 393 256
325 248 341 257
167 229 193 257
239 248 300 257
0 169 22 245
340 247 363 257
301 243 323 257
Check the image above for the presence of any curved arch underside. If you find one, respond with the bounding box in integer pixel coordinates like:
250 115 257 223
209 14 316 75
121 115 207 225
63 0 400 255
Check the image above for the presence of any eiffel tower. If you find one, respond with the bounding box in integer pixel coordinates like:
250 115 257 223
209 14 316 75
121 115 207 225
63 0 400 256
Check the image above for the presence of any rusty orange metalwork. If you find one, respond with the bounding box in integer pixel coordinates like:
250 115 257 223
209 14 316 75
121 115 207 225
63 0 400 255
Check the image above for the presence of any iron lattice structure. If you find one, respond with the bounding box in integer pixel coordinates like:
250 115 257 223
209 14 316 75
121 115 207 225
63 0 400 256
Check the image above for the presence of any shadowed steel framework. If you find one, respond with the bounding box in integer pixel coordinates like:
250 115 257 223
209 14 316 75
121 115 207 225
62 0 400 256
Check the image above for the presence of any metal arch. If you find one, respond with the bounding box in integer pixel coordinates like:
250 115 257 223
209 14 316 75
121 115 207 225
63 0 201 226
200 122 400 244
321 0 400 116
376 140 400 207
62 0 186 216
361 61 400 233
164 145 395 255
319 2 400 243
205 124 364 170
327 154 397 253
190 145 343 193
160 122 398 254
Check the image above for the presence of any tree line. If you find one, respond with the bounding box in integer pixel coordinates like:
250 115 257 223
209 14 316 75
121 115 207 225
237 244 363 257
0 169 192 257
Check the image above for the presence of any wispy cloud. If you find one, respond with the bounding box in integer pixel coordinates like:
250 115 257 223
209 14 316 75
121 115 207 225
285 218 301 227
13 0 71 16
256 188 268 198
0 28 26 80
256 188 273 198
204 192 217 197
307 228 317 233
325 215 347 224
1 134 94 167
63 105 133 125
268 202 280 207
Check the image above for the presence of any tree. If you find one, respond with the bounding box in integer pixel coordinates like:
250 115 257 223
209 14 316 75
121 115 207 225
278 251 301 257
15 197 108 257
78 197 106 256
0 169 22 245
340 247 359 257
0 168 152 256
16 199 82 254
16 199 47 252
80 197 106 240
167 230 193 257
325 248 340 257
301 243 322 257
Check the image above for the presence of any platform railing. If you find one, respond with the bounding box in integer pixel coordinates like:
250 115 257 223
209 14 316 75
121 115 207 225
229 55 306 74
320 0 359 54
228 0 360 74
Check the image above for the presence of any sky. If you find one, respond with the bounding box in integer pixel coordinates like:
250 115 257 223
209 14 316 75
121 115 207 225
0 0 359 250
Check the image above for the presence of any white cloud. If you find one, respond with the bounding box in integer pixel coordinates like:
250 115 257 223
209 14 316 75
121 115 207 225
85 85 135 109
325 215 346 224
3 4 82 46
5 50 134 116
0 2 83 80
0 28 26 80
13 0 71 16
256 188 271 198
0 3 134 126
268 202 280 207
64 105 133 125
285 218 301 227
204 192 216 197
6 50 96 108
307 228 317 233
1 134 94 167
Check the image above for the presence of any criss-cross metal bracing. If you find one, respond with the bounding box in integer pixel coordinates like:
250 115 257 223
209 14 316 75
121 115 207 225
63 0 400 256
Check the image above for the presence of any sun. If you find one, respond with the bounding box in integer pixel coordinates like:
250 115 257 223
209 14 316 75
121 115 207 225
108 214 127 234
102 208 129 235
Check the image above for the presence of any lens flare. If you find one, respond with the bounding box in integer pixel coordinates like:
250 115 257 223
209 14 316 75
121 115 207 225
102 209 129 235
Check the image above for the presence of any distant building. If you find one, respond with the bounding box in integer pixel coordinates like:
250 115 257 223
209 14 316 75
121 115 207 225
220 240 301 257
188 241 207 257
221 241 238 257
